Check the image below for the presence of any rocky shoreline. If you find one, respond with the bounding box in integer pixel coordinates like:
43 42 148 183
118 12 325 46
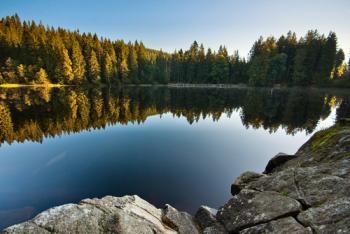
2 123 350 233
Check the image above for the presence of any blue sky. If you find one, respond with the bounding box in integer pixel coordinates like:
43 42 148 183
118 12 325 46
1 0 349 58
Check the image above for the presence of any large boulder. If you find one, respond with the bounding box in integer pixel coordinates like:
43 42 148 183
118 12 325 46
263 152 296 174
2 195 178 234
240 163 350 207
216 189 302 232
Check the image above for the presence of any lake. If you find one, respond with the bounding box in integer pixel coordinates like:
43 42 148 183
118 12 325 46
0 86 349 229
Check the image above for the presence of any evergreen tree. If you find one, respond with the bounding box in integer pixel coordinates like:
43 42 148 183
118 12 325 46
103 52 113 84
268 53 287 84
16 64 26 81
71 41 86 84
196 44 208 83
128 46 138 83
55 47 74 84
34 68 49 84
315 32 337 83
334 49 345 78
88 50 101 83
155 53 169 84
248 55 270 86
277 31 297 83
292 48 308 85
137 42 151 83
0 15 346 87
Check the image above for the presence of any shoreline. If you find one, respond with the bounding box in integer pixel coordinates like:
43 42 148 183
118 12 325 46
0 84 68 88
1 82 350 91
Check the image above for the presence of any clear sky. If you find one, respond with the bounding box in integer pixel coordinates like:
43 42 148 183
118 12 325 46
1 0 349 58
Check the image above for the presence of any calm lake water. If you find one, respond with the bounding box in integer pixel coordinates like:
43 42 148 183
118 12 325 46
0 86 349 229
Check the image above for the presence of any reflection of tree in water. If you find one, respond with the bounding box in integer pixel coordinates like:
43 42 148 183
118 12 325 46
0 87 349 145
0 102 14 143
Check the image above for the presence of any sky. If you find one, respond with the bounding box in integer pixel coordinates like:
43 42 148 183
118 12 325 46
1 0 349 59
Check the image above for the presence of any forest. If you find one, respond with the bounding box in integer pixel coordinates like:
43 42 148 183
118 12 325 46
0 15 349 86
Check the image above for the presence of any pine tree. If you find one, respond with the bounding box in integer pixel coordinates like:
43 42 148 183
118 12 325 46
88 50 101 83
155 53 169 84
71 41 86 84
34 68 49 84
196 44 208 83
128 46 138 83
137 42 150 83
292 48 308 85
103 52 113 84
55 47 74 84
16 64 26 82
334 49 345 78
315 32 337 83
248 55 270 86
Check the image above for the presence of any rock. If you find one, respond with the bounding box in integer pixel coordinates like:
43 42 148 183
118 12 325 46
263 153 295 174
1 222 51 234
203 225 227 234
239 217 312 234
162 204 200 234
237 164 350 208
2 195 178 234
195 206 227 234
280 126 350 170
297 198 350 234
194 206 218 229
231 171 265 196
216 189 302 232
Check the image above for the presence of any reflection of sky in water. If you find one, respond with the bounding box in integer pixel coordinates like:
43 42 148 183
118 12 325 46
0 107 337 229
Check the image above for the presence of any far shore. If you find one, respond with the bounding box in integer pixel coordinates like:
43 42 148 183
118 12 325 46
0 83 68 88
1 83 350 92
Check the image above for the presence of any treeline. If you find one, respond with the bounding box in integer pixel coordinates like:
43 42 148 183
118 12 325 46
0 15 349 86
248 31 348 86
1 87 349 145
0 15 170 85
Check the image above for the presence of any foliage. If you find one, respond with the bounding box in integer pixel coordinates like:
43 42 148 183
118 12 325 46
0 15 347 86
34 68 49 84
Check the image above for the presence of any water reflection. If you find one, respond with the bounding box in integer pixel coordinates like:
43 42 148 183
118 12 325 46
0 86 349 229
0 87 349 146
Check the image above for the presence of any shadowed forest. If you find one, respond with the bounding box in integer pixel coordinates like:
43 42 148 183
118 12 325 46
0 86 349 146
0 15 349 87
